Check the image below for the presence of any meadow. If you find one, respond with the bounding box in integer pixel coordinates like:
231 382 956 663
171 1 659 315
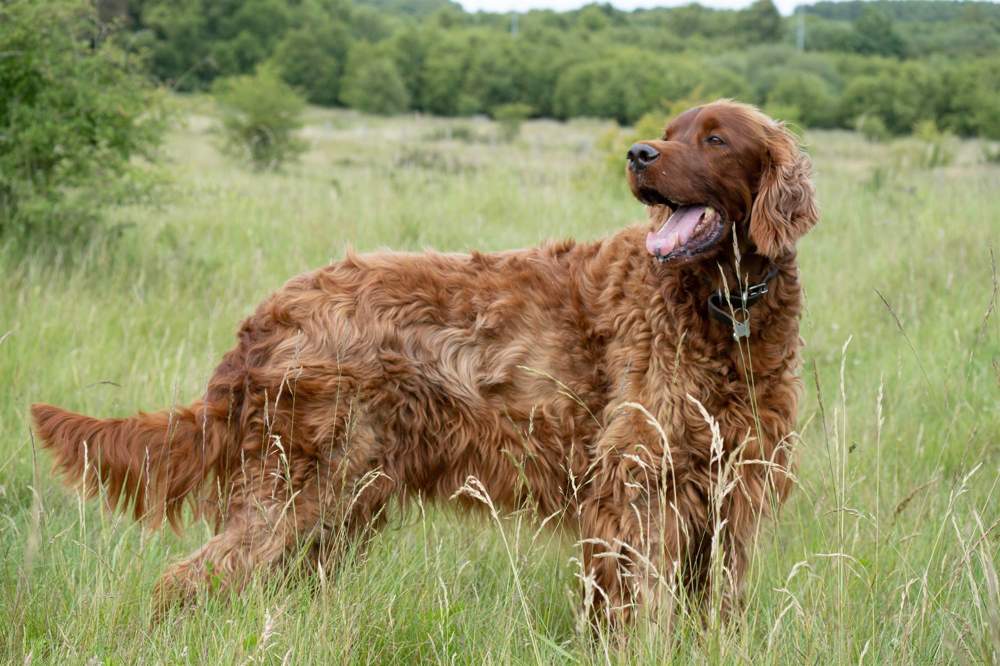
1 104 998 664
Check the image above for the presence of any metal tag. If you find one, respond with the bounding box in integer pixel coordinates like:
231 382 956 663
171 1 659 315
732 308 751 340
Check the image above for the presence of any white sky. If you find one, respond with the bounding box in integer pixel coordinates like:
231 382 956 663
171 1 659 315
459 0 807 15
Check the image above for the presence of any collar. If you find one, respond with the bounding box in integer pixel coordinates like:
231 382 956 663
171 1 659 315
707 261 779 340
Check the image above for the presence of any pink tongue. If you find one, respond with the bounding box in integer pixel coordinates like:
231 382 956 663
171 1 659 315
645 205 707 257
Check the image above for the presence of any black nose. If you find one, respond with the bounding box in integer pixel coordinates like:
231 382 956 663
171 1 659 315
627 143 659 171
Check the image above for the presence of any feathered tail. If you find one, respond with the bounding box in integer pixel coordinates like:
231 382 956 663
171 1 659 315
31 401 233 529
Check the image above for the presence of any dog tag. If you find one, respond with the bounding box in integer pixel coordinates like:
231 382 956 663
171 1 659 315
732 309 751 340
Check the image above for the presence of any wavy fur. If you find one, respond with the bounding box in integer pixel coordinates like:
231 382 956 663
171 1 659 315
34 101 816 626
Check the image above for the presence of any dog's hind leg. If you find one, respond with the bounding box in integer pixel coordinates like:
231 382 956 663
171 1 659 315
151 470 323 618
306 421 398 576
150 416 329 617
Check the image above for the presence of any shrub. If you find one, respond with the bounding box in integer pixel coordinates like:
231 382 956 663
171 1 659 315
212 65 307 171
884 122 957 171
0 0 167 245
982 144 1000 164
422 124 481 143
492 103 534 142
912 120 956 168
855 114 890 143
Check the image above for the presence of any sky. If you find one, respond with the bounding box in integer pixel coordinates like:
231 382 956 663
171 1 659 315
459 0 807 15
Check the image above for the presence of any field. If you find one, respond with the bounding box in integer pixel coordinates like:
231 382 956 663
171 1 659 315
1 104 998 664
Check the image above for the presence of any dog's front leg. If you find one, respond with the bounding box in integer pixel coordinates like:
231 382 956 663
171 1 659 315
578 408 689 630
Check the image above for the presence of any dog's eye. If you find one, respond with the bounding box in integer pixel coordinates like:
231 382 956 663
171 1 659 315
706 135 726 146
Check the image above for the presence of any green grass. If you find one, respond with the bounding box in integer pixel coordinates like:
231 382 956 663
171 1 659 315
1 105 998 664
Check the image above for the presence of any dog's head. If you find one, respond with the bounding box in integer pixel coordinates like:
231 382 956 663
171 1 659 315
626 100 818 265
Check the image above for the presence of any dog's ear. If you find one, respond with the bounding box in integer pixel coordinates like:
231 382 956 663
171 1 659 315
749 125 818 258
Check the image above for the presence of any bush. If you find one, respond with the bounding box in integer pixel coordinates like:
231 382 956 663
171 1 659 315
492 103 533 142
0 0 167 245
982 144 1000 165
912 120 956 168
422 124 481 143
855 114 890 143
212 65 307 171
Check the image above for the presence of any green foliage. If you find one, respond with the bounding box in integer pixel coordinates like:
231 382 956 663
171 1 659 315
765 70 839 128
982 143 1000 164
805 0 1000 23
553 53 747 125
840 63 939 136
937 58 1000 139
417 31 468 115
212 66 307 170
855 114 890 142
271 15 351 106
739 0 784 43
851 7 908 57
911 120 957 168
141 0 294 89
492 103 534 142
0 0 167 245
340 43 411 115
57 0 1000 137
361 0 458 18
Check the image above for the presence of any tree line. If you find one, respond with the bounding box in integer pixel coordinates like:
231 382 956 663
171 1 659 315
3 0 998 246
95 0 1000 138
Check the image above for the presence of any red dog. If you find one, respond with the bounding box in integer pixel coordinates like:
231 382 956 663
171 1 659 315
33 101 817 624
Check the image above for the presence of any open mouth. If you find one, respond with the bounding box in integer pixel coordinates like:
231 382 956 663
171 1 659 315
645 203 726 263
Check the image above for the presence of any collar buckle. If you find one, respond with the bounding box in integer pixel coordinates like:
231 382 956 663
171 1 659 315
745 282 769 301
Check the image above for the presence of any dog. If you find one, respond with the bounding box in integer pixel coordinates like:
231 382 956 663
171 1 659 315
32 100 817 625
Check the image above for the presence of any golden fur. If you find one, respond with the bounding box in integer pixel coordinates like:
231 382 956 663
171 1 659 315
32 101 818 625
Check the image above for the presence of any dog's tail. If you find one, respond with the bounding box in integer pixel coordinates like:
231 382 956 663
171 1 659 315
31 401 233 529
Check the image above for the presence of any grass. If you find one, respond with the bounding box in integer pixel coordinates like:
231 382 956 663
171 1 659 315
1 104 998 664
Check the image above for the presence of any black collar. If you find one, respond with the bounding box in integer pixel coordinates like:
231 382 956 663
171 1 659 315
707 262 779 340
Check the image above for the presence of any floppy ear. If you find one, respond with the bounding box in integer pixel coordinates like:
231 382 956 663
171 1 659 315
749 125 818 258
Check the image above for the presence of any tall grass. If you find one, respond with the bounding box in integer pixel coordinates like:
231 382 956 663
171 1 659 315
1 105 997 664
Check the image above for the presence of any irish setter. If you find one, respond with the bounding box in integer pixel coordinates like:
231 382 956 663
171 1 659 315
32 101 817 626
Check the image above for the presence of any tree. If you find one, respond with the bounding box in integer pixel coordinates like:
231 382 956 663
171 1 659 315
0 0 167 244
272 17 351 106
852 7 906 57
839 63 940 135
140 0 292 88
739 0 783 43
938 58 1000 139
340 44 411 115
765 70 839 128
462 33 520 113
419 32 475 115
